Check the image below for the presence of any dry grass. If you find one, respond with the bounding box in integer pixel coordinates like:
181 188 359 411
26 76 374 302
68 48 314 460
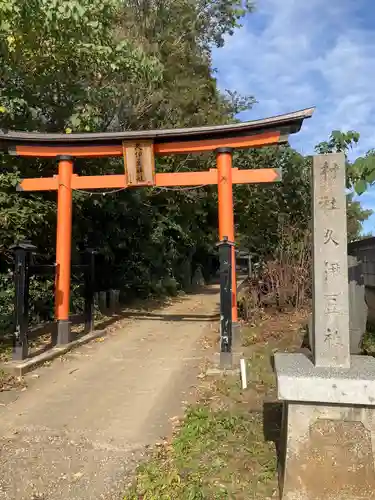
239 228 311 321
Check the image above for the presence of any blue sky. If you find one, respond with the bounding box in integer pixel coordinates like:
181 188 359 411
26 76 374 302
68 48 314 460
211 0 375 235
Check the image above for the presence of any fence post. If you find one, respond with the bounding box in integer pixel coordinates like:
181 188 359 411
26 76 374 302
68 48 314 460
217 236 234 368
84 249 96 333
98 291 108 314
109 289 120 313
11 241 37 361
248 253 252 278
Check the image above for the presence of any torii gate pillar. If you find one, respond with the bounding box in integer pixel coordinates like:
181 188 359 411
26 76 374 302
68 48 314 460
55 155 74 344
216 147 237 323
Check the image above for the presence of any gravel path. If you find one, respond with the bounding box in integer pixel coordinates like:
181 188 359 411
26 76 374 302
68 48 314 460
0 287 219 499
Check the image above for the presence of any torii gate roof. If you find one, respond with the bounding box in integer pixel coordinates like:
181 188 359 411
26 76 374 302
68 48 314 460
0 107 314 158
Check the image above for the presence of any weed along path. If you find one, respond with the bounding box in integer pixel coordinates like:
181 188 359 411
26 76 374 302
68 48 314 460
0 286 219 500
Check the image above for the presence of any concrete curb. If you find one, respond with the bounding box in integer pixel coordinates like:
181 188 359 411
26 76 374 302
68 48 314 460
205 366 241 376
205 350 244 376
1 329 106 377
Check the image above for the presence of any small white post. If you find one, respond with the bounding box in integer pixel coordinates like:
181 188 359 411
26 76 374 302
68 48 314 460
240 358 247 389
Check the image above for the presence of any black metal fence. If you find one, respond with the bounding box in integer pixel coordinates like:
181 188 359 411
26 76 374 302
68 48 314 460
8 242 122 361
8 238 240 364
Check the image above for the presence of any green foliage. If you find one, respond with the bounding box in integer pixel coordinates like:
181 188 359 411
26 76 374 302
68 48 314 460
0 273 14 333
347 193 373 242
125 406 275 499
195 0 255 48
351 151 375 195
0 0 163 132
235 131 373 259
315 130 360 155
315 130 375 196
234 146 312 258
0 0 255 333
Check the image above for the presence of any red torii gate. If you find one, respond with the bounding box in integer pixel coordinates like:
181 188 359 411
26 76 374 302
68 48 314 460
0 108 313 344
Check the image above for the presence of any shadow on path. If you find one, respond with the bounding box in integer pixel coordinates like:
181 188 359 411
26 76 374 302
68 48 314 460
113 311 220 322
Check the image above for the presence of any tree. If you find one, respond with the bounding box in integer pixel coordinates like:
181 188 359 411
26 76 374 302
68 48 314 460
315 130 375 195
0 0 256 331
0 0 162 132
234 130 373 261
234 145 311 258
314 130 373 241
0 0 163 257
346 194 373 241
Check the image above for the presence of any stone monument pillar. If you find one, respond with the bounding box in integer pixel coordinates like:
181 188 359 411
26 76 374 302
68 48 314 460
274 153 375 499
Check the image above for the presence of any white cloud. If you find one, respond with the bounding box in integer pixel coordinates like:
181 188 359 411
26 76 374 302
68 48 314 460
212 0 375 233
212 0 375 154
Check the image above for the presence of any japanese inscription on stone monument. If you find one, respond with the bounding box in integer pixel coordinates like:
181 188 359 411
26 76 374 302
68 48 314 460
312 153 350 368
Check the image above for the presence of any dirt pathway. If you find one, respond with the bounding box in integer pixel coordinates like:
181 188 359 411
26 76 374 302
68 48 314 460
123 308 308 500
0 286 219 500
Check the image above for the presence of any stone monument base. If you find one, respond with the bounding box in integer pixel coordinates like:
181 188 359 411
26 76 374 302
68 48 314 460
274 352 375 499
274 352 375 405
279 402 375 499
